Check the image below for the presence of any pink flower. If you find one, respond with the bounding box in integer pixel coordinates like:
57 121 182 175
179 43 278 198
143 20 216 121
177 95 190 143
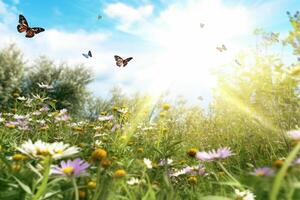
196 147 234 161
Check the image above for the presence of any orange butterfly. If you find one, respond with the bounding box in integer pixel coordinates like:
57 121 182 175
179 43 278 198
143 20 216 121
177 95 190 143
114 55 133 67
17 14 45 38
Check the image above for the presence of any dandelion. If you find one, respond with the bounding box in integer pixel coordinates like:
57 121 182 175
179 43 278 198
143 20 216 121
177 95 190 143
101 159 111 168
127 177 141 185
273 159 285 168
51 158 90 177
17 140 79 160
251 167 274 177
143 158 153 169
78 190 86 198
162 103 171 111
87 181 97 189
115 169 126 177
137 148 144 153
159 112 166 118
196 147 234 161
91 149 107 161
235 189 256 200
187 176 197 185
187 148 198 157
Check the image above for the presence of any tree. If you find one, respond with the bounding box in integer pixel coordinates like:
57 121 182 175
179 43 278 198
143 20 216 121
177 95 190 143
0 44 24 110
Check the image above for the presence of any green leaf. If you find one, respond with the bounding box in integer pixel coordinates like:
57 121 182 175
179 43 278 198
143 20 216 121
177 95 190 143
13 176 33 195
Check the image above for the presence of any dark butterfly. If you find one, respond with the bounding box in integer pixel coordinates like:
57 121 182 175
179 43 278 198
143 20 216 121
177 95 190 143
114 55 133 67
17 14 45 38
82 51 92 58
235 59 241 66
97 15 102 20
216 44 227 52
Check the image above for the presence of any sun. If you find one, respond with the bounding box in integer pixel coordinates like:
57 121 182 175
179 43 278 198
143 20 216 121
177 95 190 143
136 0 254 99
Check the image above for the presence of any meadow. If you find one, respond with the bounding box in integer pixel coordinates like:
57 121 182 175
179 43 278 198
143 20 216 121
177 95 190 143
1 11 300 200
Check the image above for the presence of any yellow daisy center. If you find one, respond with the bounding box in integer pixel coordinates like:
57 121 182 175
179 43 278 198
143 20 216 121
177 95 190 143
63 167 74 175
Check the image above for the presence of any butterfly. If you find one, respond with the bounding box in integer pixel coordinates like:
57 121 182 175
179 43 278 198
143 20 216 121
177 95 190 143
97 15 102 20
216 44 227 52
114 55 133 67
200 23 205 28
235 59 241 66
82 51 92 58
17 14 45 38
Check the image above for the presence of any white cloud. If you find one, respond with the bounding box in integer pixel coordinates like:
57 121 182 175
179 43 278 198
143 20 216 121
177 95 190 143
104 3 153 31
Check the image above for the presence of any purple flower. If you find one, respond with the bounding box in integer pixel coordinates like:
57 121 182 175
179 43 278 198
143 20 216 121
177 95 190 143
294 157 300 165
287 130 300 140
111 124 121 132
183 165 206 176
196 147 234 161
158 158 173 166
39 106 50 113
51 158 90 177
251 167 274 177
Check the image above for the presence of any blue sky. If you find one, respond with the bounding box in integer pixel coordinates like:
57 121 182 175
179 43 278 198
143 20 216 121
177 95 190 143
0 0 300 105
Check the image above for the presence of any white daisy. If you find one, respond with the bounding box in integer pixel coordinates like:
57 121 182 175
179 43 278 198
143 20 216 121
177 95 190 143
17 140 79 160
143 158 153 169
235 189 256 200
127 177 141 185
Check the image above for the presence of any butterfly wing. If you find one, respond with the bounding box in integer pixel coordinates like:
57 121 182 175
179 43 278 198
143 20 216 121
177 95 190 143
82 53 89 58
19 15 28 27
123 57 133 67
17 24 27 33
222 44 227 51
17 15 28 33
31 27 45 34
114 55 122 61
25 27 44 38
25 29 35 38
216 47 222 52
88 51 92 57
114 55 123 67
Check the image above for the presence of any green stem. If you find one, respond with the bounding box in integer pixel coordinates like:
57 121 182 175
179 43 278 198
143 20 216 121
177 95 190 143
92 164 102 200
270 142 300 200
217 161 243 190
32 156 51 200
72 178 79 200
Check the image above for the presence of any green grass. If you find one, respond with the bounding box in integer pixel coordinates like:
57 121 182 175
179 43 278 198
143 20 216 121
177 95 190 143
0 96 300 200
